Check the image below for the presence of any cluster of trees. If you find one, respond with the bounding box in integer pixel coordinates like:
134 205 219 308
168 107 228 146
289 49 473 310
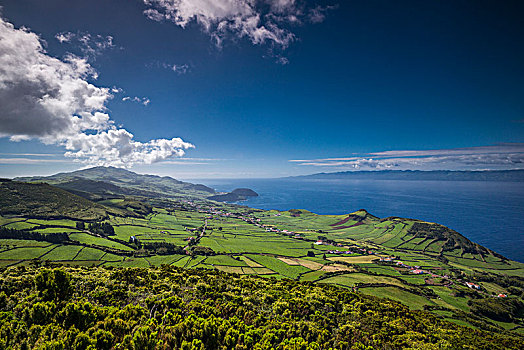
469 298 524 323
140 242 185 255
0 226 69 244
190 246 215 256
0 265 521 349
86 222 114 236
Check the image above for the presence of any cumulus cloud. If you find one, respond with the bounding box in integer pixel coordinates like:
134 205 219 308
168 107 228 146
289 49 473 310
290 144 524 171
143 0 334 51
0 17 193 168
63 129 191 167
55 31 115 60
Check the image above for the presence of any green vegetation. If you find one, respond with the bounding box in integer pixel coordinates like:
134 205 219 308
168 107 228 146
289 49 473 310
16 166 216 200
1 167 523 342
0 266 521 349
0 180 134 220
87 222 115 236
469 298 524 322
207 188 258 202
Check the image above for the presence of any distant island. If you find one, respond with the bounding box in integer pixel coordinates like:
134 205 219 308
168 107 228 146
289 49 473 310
293 169 524 182
207 188 259 202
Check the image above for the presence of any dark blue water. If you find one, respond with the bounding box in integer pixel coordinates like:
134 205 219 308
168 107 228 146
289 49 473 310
197 178 524 262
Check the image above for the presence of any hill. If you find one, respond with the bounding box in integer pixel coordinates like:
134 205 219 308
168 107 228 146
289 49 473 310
0 179 134 220
16 166 216 200
294 169 524 181
406 221 506 260
231 188 259 196
208 188 259 202
326 209 506 261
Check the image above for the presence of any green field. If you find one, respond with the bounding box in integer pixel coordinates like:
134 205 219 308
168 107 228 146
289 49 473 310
360 286 435 310
1 201 523 336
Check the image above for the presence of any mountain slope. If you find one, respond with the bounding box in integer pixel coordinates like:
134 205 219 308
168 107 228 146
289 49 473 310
16 166 215 200
341 210 508 260
0 179 136 220
406 220 506 259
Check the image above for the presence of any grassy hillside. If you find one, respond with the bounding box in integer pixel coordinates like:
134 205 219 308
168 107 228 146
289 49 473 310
16 166 216 200
0 180 109 221
0 180 140 220
0 265 521 349
406 221 505 260
270 208 508 263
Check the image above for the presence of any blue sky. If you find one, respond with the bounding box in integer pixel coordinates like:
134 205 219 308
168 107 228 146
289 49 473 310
0 0 523 178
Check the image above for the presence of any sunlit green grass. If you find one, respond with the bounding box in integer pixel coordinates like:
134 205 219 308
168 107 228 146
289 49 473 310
360 286 434 310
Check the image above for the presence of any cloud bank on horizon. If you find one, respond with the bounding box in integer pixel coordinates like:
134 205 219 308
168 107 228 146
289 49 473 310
290 144 524 171
0 17 193 168
143 0 334 54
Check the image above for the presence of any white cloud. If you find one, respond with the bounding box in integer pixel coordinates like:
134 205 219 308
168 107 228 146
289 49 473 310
290 144 524 171
0 17 193 168
0 153 60 157
122 96 151 106
170 63 189 74
55 31 115 59
143 0 334 51
275 55 289 65
147 61 191 74
55 32 74 43
308 5 337 24
0 158 69 164
63 129 192 167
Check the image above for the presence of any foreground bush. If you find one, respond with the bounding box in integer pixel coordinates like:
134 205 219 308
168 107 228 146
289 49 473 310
0 265 522 349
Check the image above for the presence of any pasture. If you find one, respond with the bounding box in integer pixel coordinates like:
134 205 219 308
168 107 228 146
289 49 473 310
1 204 523 335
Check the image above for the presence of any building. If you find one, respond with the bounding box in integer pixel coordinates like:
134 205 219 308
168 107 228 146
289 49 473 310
465 282 481 290
380 257 394 262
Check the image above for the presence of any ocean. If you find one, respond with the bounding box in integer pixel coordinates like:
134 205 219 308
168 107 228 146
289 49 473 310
197 178 524 262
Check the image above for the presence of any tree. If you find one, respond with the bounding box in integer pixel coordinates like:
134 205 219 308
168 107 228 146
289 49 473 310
35 268 72 301
88 222 115 236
